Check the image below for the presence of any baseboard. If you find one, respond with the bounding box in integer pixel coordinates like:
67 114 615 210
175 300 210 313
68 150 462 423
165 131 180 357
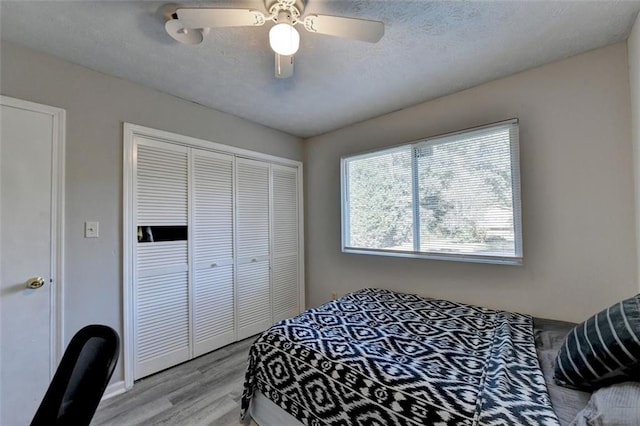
102 380 127 400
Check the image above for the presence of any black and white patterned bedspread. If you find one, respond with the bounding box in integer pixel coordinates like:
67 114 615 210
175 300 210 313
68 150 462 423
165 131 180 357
241 288 559 425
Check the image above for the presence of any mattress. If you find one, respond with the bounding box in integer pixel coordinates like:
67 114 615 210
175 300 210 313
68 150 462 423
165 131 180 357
242 289 570 425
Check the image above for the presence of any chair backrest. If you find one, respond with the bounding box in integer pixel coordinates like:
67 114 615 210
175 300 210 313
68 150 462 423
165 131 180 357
31 324 120 426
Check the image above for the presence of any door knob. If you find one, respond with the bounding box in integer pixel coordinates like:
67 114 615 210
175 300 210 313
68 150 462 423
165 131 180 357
26 276 45 289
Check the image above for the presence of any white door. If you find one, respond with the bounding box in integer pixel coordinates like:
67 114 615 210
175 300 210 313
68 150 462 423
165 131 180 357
134 138 190 379
271 164 301 323
235 158 271 340
191 149 235 356
0 97 63 426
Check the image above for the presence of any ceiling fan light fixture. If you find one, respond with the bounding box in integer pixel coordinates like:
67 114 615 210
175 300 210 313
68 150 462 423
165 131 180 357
269 22 300 56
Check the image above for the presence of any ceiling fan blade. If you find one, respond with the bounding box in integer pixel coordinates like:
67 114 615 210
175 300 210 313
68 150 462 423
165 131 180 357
275 53 294 79
177 8 266 29
165 19 204 45
302 15 384 43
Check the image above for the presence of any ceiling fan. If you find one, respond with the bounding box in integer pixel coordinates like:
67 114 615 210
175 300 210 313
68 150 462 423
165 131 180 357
164 0 384 78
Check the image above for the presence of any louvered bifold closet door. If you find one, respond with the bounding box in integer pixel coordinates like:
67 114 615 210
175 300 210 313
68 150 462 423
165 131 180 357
192 149 235 357
236 158 271 340
134 138 189 379
271 165 300 322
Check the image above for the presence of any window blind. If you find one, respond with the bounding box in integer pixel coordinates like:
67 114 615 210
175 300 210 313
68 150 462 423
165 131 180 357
342 119 522 264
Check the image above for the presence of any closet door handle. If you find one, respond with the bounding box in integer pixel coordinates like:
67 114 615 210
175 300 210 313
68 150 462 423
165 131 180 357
251 258 257 262
210 263 217 268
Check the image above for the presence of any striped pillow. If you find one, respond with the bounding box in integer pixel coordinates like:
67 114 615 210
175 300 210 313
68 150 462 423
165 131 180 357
554 294 640 390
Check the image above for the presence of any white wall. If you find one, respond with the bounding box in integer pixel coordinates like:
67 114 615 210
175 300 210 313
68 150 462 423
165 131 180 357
0 41 303 385
630 13 640 292
304 42 636 323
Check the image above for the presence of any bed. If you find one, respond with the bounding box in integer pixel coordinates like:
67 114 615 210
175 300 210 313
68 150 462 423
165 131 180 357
241 288 591 425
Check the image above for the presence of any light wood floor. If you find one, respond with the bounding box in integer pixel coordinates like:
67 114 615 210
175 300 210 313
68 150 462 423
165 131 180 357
93 336 257 426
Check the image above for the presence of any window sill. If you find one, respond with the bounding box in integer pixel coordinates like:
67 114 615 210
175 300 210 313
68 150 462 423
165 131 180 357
342 247 523 266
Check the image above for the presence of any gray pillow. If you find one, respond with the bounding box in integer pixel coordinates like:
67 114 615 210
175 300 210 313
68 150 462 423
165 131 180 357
569 382 640 426
554 294 640 390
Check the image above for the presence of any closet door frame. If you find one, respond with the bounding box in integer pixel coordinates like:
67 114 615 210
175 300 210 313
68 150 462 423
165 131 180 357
123 123 304 390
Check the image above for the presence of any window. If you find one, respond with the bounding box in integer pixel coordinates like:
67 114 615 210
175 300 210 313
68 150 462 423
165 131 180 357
341 119 522 264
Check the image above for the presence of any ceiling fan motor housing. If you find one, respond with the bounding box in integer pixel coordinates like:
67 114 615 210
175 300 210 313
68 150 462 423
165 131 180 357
266 0 306 24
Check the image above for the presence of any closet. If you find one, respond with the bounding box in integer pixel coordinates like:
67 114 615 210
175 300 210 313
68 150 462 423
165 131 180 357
125 126 303 381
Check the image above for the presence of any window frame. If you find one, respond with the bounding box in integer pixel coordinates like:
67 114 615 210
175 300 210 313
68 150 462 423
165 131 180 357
340 118 522 265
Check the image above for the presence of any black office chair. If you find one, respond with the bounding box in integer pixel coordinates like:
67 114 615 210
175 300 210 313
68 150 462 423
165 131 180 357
31 324 120 426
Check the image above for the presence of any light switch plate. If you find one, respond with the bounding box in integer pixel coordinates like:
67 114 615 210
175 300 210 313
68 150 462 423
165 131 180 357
85 221 99 238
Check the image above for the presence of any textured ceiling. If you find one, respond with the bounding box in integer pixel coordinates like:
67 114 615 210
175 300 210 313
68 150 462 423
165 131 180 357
1 1 639 138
